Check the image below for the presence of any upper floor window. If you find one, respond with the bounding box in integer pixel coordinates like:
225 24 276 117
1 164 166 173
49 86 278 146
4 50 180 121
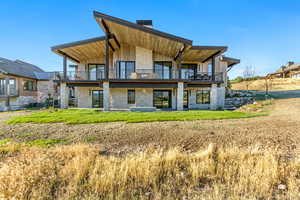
154 61 172 79
181 64 197 79
207 62 213 74
116 61 135 79
23 80 36 91
88 64 105 80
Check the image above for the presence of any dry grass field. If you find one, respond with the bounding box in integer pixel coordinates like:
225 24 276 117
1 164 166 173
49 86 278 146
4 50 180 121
232 77 300 91
0 96 299 199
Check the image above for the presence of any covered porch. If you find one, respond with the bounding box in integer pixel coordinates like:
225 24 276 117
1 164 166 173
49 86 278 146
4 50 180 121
60 80 224 111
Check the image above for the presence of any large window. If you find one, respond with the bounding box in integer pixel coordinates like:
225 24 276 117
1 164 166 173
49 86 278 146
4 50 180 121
207 63 213 74
0 79 5 95
153 90 172 108
154 61 172 79
181 64 197 79
127 90 135 104
0 78 17 95
196 90 210 104
116 61 135 79
88 64 105 80
92 90 103 108
23 80 36 91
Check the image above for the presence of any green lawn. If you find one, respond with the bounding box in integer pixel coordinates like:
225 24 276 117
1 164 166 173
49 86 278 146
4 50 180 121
7 109 265 124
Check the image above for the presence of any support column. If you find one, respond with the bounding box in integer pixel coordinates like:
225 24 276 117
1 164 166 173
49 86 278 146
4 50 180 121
103 81 110 111
210 84 218 110
60 83 69 109
4 77 10 111
218 85 225 109
105 34 110 79
211 56 215 81
63 56 67 80
177 82 184 111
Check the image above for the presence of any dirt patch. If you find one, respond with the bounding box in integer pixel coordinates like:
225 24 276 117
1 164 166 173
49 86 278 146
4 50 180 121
0 98 300 155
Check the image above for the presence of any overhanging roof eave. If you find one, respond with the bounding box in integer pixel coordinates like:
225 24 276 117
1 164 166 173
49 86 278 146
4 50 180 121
93 10 193 45
51 36 107 51
191 46 228 52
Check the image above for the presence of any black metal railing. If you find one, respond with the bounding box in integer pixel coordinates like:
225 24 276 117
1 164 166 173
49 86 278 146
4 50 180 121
112 69 178 80
54 71 106 81
55 70 224 82
180 72 223 82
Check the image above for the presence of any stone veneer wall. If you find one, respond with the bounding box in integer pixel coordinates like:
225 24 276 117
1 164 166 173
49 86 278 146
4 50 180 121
37 80 58 103
188 88 211 110
75 87 177 110
0 96 37 110
111 88 154 109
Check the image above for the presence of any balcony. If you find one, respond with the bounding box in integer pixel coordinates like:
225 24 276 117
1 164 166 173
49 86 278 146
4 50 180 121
111 69 177 80
55 70 223 82
54 71 106 81
180 72 224 82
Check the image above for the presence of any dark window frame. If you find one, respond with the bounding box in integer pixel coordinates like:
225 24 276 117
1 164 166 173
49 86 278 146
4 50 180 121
181 63 197 79
91 90 104 108
153 61 172 79
0 79 6 95
153 90 172 108
23 80 36 91
116 61 136 79
127 89 136 104
88 63 105 80
196 90 210 104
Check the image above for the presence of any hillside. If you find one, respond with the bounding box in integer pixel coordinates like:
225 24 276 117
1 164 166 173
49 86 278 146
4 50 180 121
231 78 300 91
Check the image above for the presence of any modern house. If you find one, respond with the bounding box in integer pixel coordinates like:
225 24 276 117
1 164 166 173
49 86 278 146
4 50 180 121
0 57 57 111
268 61 300 79
51 11 240 111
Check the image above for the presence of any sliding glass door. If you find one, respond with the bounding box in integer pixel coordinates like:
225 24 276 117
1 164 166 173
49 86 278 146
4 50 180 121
153 90 172 109
116 61 135 79
92 90 103 108
154 62 172 79
181 64 197 79
88 64 105 80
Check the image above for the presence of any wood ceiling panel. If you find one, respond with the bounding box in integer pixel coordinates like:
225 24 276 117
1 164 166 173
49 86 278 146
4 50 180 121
183 49 220 62
106 21 184 58
56 40 111 63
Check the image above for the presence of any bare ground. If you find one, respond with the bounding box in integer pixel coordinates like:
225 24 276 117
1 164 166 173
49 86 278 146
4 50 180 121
0 97 300 155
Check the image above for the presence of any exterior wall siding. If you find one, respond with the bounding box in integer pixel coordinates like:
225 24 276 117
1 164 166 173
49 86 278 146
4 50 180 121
76 87 101 108
136 46 152 70
37 80 57 103
75 87 178 110
188 88 211 110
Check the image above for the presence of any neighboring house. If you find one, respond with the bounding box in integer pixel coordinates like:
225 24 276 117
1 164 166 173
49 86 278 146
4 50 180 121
268 61 300 78
51 11 240 111
0 57 57 110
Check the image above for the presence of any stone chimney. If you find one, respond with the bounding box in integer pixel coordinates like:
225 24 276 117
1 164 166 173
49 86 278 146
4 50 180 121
136 20 153 28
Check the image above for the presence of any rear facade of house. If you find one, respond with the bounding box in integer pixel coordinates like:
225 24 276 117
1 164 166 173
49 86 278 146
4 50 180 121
52 11 240 111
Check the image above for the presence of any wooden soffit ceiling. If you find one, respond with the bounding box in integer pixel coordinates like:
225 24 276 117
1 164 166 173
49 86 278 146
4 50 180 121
183 46 228 62
51 36 115 63
93 11 192 58
220 56 240 67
